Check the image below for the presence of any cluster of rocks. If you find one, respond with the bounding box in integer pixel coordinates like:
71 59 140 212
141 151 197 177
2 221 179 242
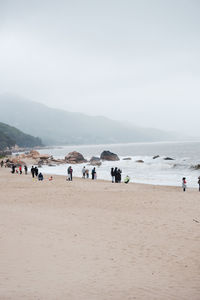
5 148 177 168
5 150 120 168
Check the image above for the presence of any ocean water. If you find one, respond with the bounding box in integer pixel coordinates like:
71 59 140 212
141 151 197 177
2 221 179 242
37 141 200 188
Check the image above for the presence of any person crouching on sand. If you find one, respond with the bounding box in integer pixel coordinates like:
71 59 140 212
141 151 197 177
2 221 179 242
182 177 187 192
124 175 130 184
38 172 44 181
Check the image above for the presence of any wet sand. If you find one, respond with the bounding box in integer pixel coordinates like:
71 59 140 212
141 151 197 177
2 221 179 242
0 167 200 300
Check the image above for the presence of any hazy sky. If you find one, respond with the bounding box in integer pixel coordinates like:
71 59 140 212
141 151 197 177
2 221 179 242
0 0 200 135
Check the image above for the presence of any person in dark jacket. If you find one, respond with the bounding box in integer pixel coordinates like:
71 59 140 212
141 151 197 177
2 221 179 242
11 164 16 174
38 172 44 181
198 176 200 192
111 168 115 183
34 166 38 177
114 167 118 183
24 165 28 175
92 167 96 180
67 166 73 181
31 166 35 178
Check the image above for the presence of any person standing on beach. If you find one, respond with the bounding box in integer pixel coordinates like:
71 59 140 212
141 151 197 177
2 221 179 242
114 167 118 183
85 168 89 178
1 160 3 167
24 165 28 175
82 166 86 178
111 168 115 183
182 177 187 192
31 166 35 178
67 166 73 181
92 167 96 180
11 164 16 174
34 166 38 177
19 165 22 175
198 177 200 192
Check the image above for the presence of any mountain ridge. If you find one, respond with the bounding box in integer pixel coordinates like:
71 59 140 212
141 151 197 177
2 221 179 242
0 94 178 146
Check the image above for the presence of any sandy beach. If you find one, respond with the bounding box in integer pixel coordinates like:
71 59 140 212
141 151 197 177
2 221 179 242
0 167 200 300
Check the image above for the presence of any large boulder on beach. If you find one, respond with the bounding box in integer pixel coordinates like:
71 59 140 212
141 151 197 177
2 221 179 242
191 164 200 170
65 151 87 164
100 151 119 161
89 156 102 166
39 154 51 160
153 155 160 159
135 160 144 163
26 150 41 159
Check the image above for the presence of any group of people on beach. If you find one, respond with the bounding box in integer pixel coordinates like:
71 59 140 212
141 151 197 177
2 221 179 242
81 166 97 180
1 158 200 190
182 176 200 192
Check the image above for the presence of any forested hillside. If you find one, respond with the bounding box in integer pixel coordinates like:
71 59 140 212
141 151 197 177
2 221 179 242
0 122 43 151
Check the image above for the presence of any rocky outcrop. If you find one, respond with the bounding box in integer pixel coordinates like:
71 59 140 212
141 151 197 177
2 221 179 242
89 156 102 166
123 157 132 160
164 157 174 161
191 164 200 170
27 150 40 158
135 160 144 163
65 151 87 164
153 155 160 159
100 151 119 161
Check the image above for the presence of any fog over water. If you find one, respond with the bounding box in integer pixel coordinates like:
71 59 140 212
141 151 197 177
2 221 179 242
0 0 200 136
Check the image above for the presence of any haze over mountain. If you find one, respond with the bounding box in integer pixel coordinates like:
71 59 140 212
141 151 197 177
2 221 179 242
0 121 42 151
0 94 179 146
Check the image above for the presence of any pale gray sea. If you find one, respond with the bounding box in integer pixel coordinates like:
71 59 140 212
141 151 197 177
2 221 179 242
37 141 200 188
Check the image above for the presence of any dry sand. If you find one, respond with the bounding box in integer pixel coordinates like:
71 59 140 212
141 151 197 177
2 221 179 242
0 167 200 300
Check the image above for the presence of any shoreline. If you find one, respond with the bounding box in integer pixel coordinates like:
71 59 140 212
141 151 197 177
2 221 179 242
3 165 197 190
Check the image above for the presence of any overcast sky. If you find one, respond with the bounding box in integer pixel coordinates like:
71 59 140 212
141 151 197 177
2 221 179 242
0 0 200 135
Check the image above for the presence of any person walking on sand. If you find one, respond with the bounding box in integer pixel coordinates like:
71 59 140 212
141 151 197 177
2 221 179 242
1 160 3 167
182 177 187 192
198 176 200 192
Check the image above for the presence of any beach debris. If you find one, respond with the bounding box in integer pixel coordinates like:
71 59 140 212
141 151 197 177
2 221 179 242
193 219 200 223
123 157 132 160
100 150 119 161
153 155 160 159
164 157 174 160
65 151 87 164
135 160 144 163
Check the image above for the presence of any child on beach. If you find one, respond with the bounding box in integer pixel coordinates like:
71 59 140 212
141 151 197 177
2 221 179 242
182 177 187 192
